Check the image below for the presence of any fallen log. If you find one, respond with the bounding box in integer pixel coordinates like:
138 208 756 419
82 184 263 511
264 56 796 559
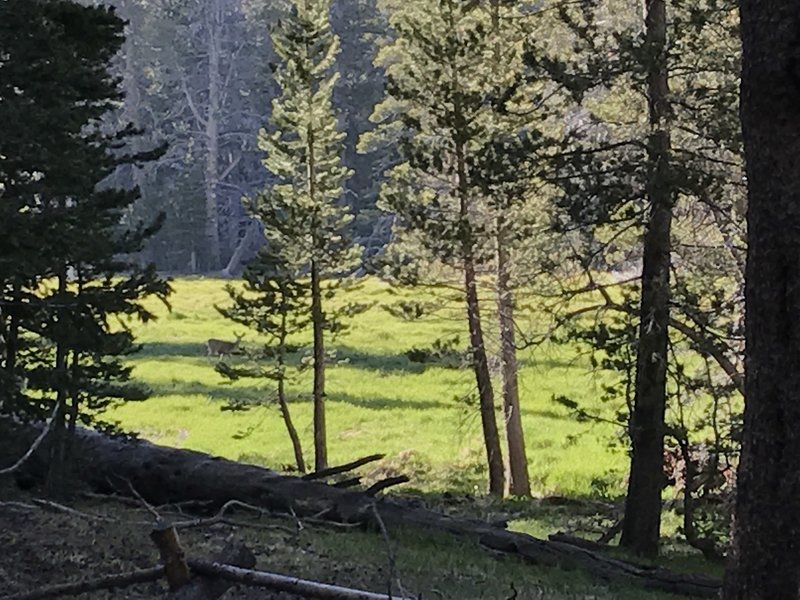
0 566 165 600
187 561 413 600
3 421 721 598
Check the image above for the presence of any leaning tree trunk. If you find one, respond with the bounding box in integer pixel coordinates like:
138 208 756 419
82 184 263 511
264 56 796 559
723 2 800 598
463 257 505 496
496 220 531 497
448 3 505 495
277 326 306 474
620 0 673 558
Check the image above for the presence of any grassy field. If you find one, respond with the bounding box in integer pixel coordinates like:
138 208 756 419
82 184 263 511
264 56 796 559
112 277 625 498
100 277 720 598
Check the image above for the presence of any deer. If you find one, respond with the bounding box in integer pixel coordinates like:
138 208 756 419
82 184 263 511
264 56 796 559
206 332 245 358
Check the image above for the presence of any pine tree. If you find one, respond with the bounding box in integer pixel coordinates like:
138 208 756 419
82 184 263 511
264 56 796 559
723 0 800 596
0 0 170 494
255 0 359 471
371 0 510 495
525 0 743 555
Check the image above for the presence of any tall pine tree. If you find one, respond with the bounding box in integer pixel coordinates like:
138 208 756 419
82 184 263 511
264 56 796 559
254 0 359 470
524 0 743 555
370 0 509 495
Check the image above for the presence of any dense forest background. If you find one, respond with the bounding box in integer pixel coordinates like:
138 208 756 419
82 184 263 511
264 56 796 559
91 0 389 274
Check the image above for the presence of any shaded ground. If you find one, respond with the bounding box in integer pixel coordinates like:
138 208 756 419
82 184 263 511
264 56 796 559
0 482 712 600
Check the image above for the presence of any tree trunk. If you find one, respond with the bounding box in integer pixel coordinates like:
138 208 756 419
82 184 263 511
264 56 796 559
448 0 504 495
46 271 69 498
311 259 327 471
620 0 673 558
496 219 531 497
723 2 800 598
464 258 505 496
487 0 529 499
203 0 222 272
3 282 21 407
277 324 305 473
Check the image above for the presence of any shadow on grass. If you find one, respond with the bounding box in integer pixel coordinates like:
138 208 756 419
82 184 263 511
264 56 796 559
137 341 441 374
332 345 428 374
147 379 453 411
134 342 581 377
136 341 208 358
331 391 451 411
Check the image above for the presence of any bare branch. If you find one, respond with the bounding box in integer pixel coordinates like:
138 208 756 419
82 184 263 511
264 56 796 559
0 402 60 476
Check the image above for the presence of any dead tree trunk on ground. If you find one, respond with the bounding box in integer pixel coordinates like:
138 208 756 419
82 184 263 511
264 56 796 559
2 422 720 598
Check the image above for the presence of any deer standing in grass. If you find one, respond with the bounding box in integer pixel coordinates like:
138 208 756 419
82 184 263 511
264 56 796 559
206 332 244 358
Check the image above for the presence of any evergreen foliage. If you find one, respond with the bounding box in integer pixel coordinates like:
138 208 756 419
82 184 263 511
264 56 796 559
0 0 171 491
235 0 361 470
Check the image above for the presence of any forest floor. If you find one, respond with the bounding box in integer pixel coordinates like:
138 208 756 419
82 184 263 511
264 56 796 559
0 481 719 599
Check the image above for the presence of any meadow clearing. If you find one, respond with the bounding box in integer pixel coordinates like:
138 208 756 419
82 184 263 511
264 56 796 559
112 276 625 499
102 277 720 598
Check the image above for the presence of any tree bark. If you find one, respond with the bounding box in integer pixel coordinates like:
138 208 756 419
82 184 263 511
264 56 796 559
448 0 504 495
620 0 673 558
203 0 222 272
311 259 327 472
723 2 800 598
496 218 531 498
45 269 69 498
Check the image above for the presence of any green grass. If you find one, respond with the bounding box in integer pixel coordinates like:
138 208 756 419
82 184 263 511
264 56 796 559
112 276 625 498
100 276 720 597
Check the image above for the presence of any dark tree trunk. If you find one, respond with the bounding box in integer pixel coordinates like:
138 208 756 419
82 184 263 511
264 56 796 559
443 0 504 495
311 259 327 471
46 271 69 498
723 2 800 598
496 220 531 497
464 258 505 496
620 0 673 558
5 283 20 377
2 282 21 408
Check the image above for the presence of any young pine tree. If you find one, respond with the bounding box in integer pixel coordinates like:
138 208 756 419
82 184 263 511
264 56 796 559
217 251 309 473
255 0 360 471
